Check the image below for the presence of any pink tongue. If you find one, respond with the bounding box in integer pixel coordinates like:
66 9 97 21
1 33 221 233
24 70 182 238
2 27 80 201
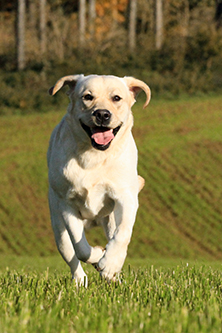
91 128 114 145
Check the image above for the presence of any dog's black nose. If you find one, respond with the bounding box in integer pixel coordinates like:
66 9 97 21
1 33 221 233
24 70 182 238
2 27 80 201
93 109 111 126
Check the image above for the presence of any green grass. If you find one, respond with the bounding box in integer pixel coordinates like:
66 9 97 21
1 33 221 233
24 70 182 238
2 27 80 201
1 91 222 331
1 258 222 333
0 95 222 260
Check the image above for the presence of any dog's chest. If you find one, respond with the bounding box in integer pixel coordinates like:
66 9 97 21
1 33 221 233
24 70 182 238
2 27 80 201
64 163 115 220
67 184 114 220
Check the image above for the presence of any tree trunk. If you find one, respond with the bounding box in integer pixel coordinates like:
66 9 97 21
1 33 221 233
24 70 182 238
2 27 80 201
155 0 163 50
29 0 37 30
215 0 222 28
89 0 96 39
128 0 137 53
16 0 26 70
40 0 46 57
79 0 86 47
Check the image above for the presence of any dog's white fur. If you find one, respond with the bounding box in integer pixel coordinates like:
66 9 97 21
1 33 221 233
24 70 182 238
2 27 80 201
47 74 151 286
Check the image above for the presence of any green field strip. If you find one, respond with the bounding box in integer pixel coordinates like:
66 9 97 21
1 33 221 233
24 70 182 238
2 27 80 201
161 170 222 229
0 169 53 255
0 231 23 255
140 152 221 255
146 168 222 246
139 183 217 259
164 155 222 230
144 147 222 226
0 231 17 255
207 144 222 166
136 204 176 246
141 152 221 222
146 192 221 259
137 199 213 259
0 210 31 255
148 200 222 258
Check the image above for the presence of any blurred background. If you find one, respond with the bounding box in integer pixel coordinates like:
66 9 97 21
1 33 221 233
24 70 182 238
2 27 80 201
0 0 222 262
1 0 222 113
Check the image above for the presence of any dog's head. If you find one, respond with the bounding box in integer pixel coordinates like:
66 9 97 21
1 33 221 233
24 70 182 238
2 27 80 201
49 74 151 151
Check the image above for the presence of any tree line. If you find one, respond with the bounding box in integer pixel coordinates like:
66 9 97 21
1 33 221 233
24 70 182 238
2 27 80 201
12 0 222 73
0 0 218 69
0 0 222 110
15 0 168 70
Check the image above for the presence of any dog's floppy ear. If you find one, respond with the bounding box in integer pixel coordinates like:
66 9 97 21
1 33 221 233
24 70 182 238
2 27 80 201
123 76 151 109
49 74 84 96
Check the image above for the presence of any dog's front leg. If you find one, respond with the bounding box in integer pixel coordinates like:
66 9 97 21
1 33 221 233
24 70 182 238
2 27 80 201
62 207 105 265
97 193 139 281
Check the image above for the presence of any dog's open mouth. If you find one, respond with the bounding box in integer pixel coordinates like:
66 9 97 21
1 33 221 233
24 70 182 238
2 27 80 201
80 121 121 151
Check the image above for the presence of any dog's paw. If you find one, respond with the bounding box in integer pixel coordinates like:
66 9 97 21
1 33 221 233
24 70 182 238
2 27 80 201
96 242 127 282
73 274 88 288
98 257 124 281
87 245 105 264
93 245 105 262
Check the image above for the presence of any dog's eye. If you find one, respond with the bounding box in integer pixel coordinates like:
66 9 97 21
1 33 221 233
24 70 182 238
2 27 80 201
112 95 122 102
83 94 94 101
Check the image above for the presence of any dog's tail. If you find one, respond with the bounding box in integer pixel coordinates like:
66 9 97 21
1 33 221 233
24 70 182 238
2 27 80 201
138 175 145 193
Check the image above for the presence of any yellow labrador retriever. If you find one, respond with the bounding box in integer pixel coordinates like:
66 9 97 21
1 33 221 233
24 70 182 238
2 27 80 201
47 74 151 286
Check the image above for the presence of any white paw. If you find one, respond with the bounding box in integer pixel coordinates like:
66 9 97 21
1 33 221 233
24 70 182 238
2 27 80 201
87 246 105 264
95 243 127 282
98 257 123 281
73 274 88 288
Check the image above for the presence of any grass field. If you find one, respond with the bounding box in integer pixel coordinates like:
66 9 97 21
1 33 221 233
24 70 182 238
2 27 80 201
1 94 222 332
0 94 222 259
1 257 222 333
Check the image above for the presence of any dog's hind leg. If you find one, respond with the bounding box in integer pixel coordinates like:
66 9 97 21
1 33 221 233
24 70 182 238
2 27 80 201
49 188 105 285
49 188 88 286
102 214 116 241
52 218 88 287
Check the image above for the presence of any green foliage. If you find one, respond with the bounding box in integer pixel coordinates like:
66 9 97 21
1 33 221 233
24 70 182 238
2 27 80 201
1 260 222 332
0 69 68 115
